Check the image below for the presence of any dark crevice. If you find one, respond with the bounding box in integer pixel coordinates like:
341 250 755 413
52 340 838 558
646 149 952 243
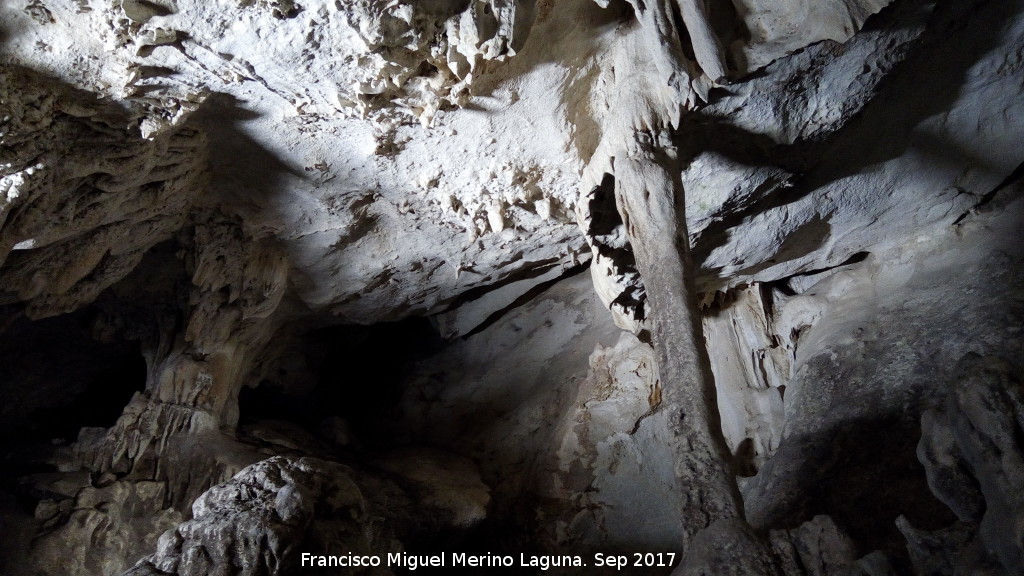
706 0 743 65
786 250 869 280
667 1 697 64
694 251 869 318
586 172 648 326
587 173 622 237
951 159 1024 225
460 260 590 340
747 251 871 302
748 413 958 567
430 256 563 315
758 281 779 320
135 0 174 17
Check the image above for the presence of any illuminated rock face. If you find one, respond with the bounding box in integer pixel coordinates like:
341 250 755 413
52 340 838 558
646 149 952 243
0 0 1022 575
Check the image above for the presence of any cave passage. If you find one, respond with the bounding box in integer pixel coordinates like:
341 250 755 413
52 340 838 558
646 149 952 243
0 308 147 489
239 316 444 447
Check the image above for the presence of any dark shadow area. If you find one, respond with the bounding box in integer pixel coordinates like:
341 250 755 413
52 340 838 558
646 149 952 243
584 172 648 324
0 307 147 483
737 216 1024 571
0 248 176 535
183 92 305 216
952 158 1024 225
0 59 296 481
239 317 445 449
0 1 1019 573
800 0 1021 189
705 215 834 282
747 413 958 572
432 255 563 318
0 57 592 571
0 311 146 444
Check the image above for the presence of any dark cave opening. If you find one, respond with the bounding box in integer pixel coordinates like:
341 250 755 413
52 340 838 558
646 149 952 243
0 310 147 446
238 316 445 449
0 307 147 496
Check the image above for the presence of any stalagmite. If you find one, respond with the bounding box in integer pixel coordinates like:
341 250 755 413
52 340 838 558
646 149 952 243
609 148 742 540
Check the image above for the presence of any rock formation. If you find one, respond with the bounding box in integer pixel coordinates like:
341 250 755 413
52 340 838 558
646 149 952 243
0 0 1022 575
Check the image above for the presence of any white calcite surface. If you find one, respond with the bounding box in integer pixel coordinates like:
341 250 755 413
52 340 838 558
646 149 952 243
1 0 1023 575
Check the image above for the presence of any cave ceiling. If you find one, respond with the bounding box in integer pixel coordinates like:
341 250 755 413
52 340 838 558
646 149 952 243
1 0 1023 575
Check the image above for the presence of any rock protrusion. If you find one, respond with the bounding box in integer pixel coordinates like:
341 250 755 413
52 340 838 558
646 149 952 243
123 456 383 576
910 353 1024 574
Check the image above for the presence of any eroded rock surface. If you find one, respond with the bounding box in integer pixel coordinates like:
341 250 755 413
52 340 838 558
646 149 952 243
904 353 1024 575
123 452 489 576
0 0 1022 574
124 456 378 576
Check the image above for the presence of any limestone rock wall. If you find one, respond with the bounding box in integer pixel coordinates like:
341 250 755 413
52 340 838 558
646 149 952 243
0 0 1022 575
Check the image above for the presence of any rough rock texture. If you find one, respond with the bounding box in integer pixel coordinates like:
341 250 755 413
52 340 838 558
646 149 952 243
903 353 1024 575
122 456 373 576
740 191 1024 551
28 474 182 576
676 515 892 576
701 284 788 468
676 518 783 576
118 452 488 576
392 272 635 547
0 0 1023 574
0 66 205 319
2 0 586 328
